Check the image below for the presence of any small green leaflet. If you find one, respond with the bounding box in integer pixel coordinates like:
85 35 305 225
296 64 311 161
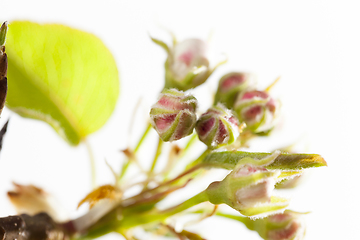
202 151 326 170
6 21 119 145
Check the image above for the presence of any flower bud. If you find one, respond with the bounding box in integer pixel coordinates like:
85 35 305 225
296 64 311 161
214 72 255 109
195 103 239 148
150 88 198 142
206 151 289 217
151 36 222 91
234 90 279 133
265 211 306 240
226 210 306 240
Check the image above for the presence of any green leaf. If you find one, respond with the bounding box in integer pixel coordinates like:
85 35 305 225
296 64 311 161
201 151 327 170
5 21 119 145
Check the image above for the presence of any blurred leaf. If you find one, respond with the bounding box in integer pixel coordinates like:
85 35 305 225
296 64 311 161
202 151 327 170
6 21 119 145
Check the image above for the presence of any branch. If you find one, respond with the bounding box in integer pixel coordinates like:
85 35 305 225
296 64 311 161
0 213 73 240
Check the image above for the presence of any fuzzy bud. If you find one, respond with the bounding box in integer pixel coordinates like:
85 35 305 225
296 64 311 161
150 88 197 142
195 103 239 148
234 165 276 208
252 210 306 240
206 151 289 217
267 211 306 240
234 90 279 133
151 37 222 91
214 72 255 109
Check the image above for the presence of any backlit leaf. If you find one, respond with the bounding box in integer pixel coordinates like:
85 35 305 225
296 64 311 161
6 21 119 145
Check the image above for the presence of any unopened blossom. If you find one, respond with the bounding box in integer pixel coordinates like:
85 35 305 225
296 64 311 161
234 90 279 133
257 210 306 240
150 88 197 142
151 36 222 91
195 103 240 148
234 165 276 208
214 72 256 109
206 151 289 217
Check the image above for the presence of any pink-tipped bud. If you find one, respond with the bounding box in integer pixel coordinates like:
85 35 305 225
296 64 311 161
234 90 278 133
206 151 289 218
237 209 306 240
195 103 239 148
150 88 198 142
234 165 275 207
214 72 256 109
166 39 211 90
152 36 218 91
265 211 306 240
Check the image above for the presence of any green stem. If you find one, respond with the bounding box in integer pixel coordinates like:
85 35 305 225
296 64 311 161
118 123 152 182
149 137 163 174
84 139 96 189
143 137 163 189
180 133 198 158
134 122 152 153
163 133 198 180
185 149 210 170
72 165 207 239
215 212 255 230
121 190 209 229
130 164 203 203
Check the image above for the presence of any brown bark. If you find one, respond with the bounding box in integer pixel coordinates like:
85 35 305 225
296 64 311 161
0 213 71 240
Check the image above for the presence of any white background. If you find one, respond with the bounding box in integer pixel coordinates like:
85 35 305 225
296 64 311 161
1 1 359 239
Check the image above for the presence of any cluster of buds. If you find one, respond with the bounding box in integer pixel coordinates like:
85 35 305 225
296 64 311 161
195 103 239 148
150 35 281 141
151 36 222 91
234 90 279 134
205 151 289 217
150 88 197 142
214 72 280 134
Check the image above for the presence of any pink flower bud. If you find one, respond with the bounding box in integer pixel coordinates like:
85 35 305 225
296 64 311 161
151 36 222 91
150 88 198 142
266 211 306 240
195 103 239 148
234 165 275 207
236 210 306 240
214 72 256 109
171 39 208 80
234 90 278 133
206 151 289 217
